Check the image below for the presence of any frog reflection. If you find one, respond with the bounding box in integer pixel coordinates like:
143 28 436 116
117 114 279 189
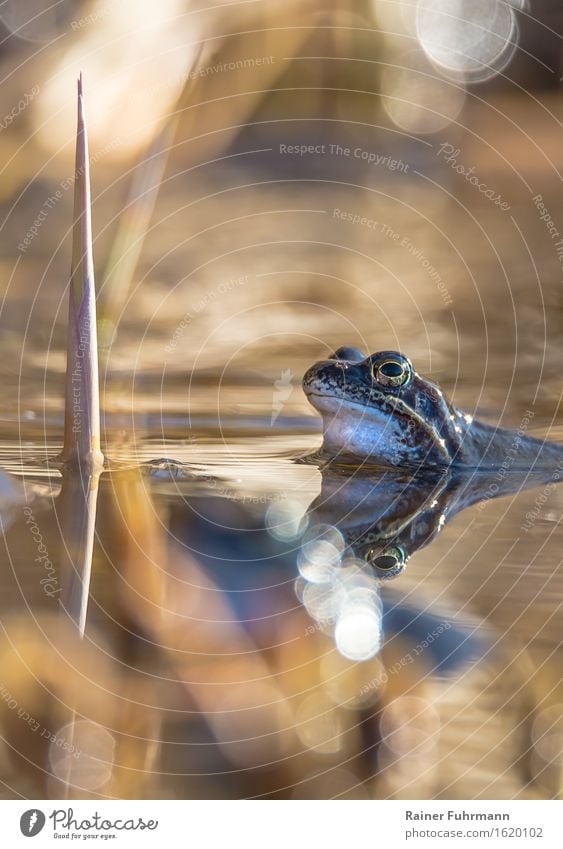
296 461 562 663
304 466 447 582
306 463 562 581
295 467 450 663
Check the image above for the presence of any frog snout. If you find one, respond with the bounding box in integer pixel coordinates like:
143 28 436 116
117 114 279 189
302 360 344 394
302 362 323 392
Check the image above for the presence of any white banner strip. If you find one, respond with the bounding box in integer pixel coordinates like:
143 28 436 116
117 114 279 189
1 799 561 848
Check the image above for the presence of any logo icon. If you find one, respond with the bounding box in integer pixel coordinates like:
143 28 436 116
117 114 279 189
20 810 46 837
271 369 294 425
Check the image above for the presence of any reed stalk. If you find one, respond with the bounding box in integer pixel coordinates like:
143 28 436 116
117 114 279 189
60 74 104 472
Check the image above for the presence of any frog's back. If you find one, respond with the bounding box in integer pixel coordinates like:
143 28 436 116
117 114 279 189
454 415 563 471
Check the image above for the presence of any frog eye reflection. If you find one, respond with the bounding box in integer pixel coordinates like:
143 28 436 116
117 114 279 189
366 545 406 579
373 359 411 388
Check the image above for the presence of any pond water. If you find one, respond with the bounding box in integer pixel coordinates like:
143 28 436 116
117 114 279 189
1 123 562 799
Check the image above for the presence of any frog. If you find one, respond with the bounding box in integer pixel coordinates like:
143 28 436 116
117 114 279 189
303 347 563 469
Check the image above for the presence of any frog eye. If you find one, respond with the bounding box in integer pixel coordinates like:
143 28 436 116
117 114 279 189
373 358 411 388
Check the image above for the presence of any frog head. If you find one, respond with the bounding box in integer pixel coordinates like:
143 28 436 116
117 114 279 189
303 348 465 466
